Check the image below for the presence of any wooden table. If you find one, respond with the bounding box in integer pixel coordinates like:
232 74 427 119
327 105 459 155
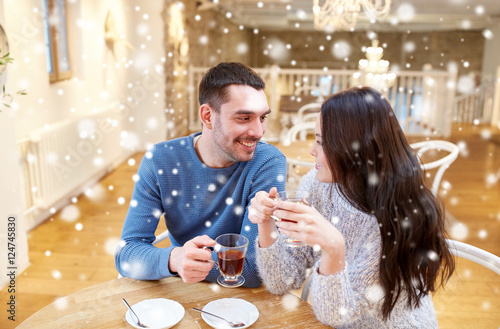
17 276 330 329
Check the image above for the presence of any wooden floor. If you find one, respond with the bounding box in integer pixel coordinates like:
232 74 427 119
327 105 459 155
1 124 499 328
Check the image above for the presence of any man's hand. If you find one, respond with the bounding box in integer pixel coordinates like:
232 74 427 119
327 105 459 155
168 235 216 283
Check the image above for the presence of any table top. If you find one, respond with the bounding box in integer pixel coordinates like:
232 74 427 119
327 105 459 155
18 276 330 329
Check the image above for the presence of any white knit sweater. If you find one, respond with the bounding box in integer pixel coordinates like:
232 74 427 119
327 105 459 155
256 169 438 328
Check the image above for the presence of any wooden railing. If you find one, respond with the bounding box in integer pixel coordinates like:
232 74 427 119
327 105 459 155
188 65 458 138
453 69 498 125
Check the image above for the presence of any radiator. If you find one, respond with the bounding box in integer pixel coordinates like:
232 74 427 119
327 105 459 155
17 105 129 228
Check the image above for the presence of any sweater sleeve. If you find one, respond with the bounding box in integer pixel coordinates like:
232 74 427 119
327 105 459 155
309 212 381 327
114 154 174 280
256 169 320 293
256 234 318 294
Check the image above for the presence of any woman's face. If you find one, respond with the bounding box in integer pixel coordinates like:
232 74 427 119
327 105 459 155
310 115 333 183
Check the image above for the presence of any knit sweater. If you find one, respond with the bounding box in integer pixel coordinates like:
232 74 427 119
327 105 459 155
256 169 438 328
115 132 287 287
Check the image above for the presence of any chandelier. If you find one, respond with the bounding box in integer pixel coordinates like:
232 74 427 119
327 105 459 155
352 40 396 91
313 0 391 31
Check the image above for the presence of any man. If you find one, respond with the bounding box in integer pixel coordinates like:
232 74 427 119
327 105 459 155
115 62 287 287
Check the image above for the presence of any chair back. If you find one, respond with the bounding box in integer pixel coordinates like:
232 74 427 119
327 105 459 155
283 121 316 146
410 140 459 195
446 239 500 275
297 103 321 123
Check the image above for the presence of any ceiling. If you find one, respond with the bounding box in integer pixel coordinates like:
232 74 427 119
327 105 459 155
196 0 500 32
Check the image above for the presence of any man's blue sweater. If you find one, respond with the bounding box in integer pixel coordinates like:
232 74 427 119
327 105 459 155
115 132 287 287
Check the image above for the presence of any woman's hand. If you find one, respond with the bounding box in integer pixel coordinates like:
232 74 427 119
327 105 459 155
248 187 279 248
273 200 346 275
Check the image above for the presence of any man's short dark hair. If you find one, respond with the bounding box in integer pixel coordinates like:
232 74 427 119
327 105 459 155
198 62 265 112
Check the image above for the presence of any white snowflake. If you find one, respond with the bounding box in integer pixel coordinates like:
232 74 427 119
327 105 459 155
54 297 68 310
209 283 221 293
331 40 351 59
427 250 438 262
482 29 493 40
450 222 469 240
280 293 299 311
396 3 415 22
368 173 379 186
365 284 384 303
52 269 62 280
104 238 121 256
234 205 243 215
60 204 80 222
216 174 227 184
152 209 162 218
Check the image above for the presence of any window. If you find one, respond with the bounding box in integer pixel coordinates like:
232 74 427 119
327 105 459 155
42 0 72 83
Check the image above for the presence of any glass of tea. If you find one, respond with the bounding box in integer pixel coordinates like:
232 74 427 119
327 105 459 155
271 190 312 248
214 233 248 288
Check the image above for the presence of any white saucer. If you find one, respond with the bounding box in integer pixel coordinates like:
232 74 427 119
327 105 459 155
201 298 259 329
125 298 185 329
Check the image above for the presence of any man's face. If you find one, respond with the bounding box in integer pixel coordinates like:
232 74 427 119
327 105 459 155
211 84 270 165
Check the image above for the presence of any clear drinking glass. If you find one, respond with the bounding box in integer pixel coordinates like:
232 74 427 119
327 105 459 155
214 233 248 288
271 190 312 248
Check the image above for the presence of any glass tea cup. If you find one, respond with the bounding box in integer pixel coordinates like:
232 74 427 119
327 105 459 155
271 190 312 248
213 233 248 288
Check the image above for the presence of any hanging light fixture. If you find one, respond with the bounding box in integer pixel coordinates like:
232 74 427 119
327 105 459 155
313 0 391 31
352 40 396 91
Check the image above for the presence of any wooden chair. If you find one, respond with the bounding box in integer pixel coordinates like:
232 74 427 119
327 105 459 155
152 230 170 245
282 121 316 146
296 103 321 124
409 140 460 196
281 122 316 189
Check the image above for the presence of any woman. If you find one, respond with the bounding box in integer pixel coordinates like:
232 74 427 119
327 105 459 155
248 87 455 328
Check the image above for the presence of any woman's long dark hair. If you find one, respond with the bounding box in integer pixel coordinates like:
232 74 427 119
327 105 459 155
321 87 455 320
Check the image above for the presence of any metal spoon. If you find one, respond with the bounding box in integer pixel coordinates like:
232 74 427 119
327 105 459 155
122 298 149 328
192 308 246 328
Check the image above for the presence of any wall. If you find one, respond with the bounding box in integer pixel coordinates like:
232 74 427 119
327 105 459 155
162 0 252 138
187 3 252 67
252 29 485 79
0 1 30 290
122 0 166 146
482 25 500 78
5 0 165 148
0 0 167 285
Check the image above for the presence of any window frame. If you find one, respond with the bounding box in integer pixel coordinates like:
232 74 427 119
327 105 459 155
43 0 72 83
